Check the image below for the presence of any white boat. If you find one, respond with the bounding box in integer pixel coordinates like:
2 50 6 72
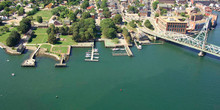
86 53 91 56
6 59 9 62
11 73 15 76
112 48 119 51
138 45 142 49
94 48 98 52
85 55 91 58
86 52 91 54
120 48 125 51
94 53 99 55
0 46 2 49
94 57 99 59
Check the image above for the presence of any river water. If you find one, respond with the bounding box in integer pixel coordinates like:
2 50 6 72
1 13 220 110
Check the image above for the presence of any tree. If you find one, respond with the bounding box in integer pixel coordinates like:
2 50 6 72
128 6 138 13
48 33 57 44
103 11 111 18
180 12 186 17
6 31 21 47
155 13 159 17
37 16 43 23
18 7 25 16
144 20 154 30
81 1 89 9
129 20 137 28
70 13 77 22
152 0 159 10
113 14 122 24
100 18 116 31
18 18 31 34
102 28 116 39
82 12 91 19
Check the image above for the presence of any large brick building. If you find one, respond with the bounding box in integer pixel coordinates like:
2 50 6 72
156 16 187 34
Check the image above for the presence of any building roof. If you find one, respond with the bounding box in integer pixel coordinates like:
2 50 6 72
159 16 187 23
87 6 95 10
158 4 172 8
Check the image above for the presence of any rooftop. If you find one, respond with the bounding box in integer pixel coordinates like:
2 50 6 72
159 16 187 23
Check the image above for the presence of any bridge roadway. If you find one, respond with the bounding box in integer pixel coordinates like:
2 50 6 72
138 27 220 58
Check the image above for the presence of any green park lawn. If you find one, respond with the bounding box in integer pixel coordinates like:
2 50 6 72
55 35 77 46
0 27 17 45
126 24 137 32
33 10 53 21
40 44 51 51
52 46 68 53
29 28 48 44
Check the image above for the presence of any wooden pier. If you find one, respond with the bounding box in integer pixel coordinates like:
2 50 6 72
124 45 133 57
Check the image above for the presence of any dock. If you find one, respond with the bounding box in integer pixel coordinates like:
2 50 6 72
55 56 67 67
21 47 40 67
85 46 99 62
124 45 133 57
134 40 142 50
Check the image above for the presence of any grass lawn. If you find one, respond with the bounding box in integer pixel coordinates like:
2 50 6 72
52 46 68 53
55 35 77 46
33 10 52 21
29 28 48 44
40 44 51 51
126 25 137 32
0 28 17 45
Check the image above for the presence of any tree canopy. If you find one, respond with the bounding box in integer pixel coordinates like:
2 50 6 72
6 31 21 47
144 20 154 30
18 18 32 34
113 14 122 24
37 16 43 23
152 0 159 10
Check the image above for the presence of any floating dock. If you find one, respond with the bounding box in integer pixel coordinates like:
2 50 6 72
85 46 99 62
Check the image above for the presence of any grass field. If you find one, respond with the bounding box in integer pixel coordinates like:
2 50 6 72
52 46 68 53
126 24 137 32
29 28 48 44
40 44 51 51
33 10 53 21
0 27 17 45
55 35 77 46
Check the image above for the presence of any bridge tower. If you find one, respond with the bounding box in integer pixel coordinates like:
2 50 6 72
194 17 212 57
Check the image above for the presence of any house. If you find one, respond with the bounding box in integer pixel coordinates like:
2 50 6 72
0 16 8 20
87 6 95 10
63 19 71 25
77 13 82 19
45 3 54 9
157 4 172 12
54 21 62 25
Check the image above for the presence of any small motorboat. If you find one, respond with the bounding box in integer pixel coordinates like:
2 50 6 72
94 57 99 59
138 45 142 49
120 48 125 51
112 48 119 51
94 48 98 52
94 53 99 55
85 55 91 58
6 59 9 62
11 73 15 76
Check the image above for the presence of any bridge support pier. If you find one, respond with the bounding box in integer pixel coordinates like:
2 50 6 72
198 51 205 57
